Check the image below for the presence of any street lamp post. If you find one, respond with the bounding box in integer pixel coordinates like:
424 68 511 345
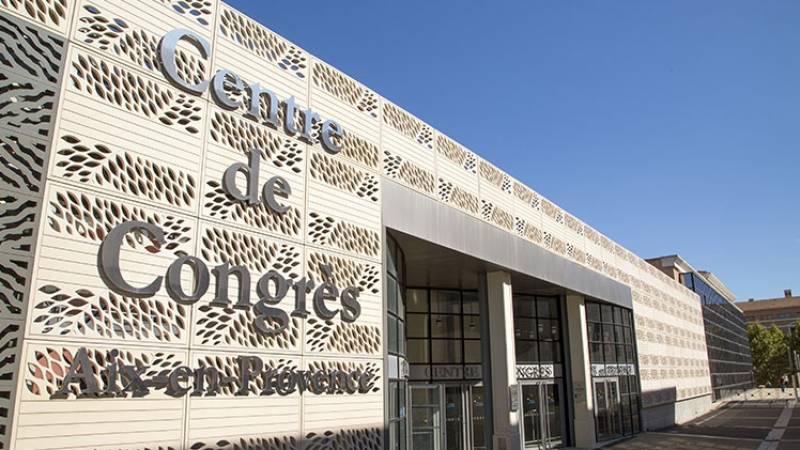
789 349 800 401
793 350 800 401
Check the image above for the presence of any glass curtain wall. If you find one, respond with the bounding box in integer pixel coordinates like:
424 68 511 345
406 289 482 378
406 288 486 450
387 236 408 450
514 295 563 369
586 301 641 440
513 295 568 449
682 273 754 401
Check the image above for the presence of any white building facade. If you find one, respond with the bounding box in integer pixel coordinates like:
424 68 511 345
0 1 712 449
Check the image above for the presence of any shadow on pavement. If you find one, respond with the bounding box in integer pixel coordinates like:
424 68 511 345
603 400 793 450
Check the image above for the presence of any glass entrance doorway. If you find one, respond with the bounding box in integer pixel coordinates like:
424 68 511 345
593 378 622 441
410 384 485 450
519 381 565 449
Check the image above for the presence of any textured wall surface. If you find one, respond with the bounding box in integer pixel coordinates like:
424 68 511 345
0 0 711 448
1 1 384 448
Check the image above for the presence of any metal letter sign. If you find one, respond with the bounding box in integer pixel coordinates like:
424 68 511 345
158 29 344 153
73 28 369 402
97 222 363 336
56 349 376 399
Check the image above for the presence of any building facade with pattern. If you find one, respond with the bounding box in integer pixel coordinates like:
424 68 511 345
0 1 717 449
648 255 753 403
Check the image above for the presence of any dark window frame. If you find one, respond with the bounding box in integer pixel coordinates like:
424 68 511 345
585 299 642 439
387 236 406 358
406 287 482 380
513 294 565 368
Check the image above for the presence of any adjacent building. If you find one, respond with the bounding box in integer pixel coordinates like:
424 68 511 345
648 256 754 402
739 290 800 333
0 1 728 449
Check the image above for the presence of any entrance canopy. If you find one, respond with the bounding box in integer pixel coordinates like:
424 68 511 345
384 179 632 308
391 229 569 297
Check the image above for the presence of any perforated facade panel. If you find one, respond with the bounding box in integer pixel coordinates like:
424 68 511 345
0 1 712 448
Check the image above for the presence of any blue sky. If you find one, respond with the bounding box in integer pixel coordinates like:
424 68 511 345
226 0 799 301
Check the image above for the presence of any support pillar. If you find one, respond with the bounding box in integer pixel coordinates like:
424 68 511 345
566 294 597 448
486 271 521 450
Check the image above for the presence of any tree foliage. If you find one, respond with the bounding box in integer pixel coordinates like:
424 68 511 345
789 321 800 355
788 321 800 372
747 323 788 386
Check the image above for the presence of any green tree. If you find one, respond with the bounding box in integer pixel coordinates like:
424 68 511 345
747 324 789 386
788 321 800 354
788 321 800 371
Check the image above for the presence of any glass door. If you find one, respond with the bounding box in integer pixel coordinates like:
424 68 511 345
470 385 487 450
594 378 622 442
411 385 442 450
411 384 480 450
542 382 564 448
444 386 464 450
521 383 544 449
520 381 565 449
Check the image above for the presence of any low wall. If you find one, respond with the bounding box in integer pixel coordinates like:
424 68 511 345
641 394 713 431
727 388 798 402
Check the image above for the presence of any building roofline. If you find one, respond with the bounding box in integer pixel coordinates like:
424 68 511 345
647 254 740 307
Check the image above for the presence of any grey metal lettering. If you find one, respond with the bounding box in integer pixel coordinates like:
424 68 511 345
222 150 260 205
252 302 290 336
332 370 351 394
320 119 343 153
165 255 210 305
101 349 121 396
120 364 150 397
245 83 280 128
260 368 276 395
61 351 372 398
290 277 314 318
326 370 339 394
339 286 361 322
53 347 100 399
256 270 291 303
167 366 193 397
98 221 165 298
253 270 291 336
210 262 251 309
358 371 374 393
294 369 309 394
158 28 211 95
262 175 291 214
313 280 339 320
192 365 220 396
298 108 320 143
310 371 327 394
343 371 357 394
276 370 297 395
236 356 263 396
211 69 244 110
283 96 298 135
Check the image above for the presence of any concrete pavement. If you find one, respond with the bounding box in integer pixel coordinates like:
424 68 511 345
603 400 799 450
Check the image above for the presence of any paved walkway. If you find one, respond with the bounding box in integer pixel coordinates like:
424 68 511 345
604 400 799 450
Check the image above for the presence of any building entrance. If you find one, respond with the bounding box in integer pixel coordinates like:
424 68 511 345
410 383 486 450
593 377 622 441
519 380 565 449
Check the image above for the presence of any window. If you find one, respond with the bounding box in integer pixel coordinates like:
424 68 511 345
406 288 482 381
387 236 406 358
682 273 754 401
513 295 563 365
388 380 407 450
586 300 641 436
386 235 408 450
